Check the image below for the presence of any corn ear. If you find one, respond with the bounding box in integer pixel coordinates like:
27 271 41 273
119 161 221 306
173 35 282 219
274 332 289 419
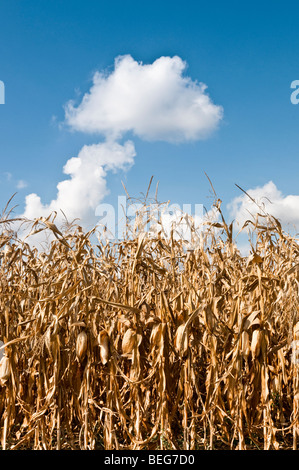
76 331 88 361
251 329 262 360
122 328 136 355
98 330 110 365
0 356 10 383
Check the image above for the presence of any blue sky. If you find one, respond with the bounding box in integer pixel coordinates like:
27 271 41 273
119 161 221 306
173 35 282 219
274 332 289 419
1 0 299 234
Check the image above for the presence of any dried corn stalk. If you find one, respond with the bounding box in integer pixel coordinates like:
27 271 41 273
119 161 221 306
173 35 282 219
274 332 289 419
0 193 298 450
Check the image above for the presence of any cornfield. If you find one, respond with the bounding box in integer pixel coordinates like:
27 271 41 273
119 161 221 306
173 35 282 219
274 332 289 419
1 188 299 451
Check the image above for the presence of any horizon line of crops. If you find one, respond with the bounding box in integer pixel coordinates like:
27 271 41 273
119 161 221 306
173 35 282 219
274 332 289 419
1 184 299 450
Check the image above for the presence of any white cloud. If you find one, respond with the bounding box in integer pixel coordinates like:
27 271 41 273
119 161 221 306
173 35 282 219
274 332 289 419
227 181 299 230
23 140 136 228
64 55 223 143
4 172 12 182
16 180 28 190
20 55 223 236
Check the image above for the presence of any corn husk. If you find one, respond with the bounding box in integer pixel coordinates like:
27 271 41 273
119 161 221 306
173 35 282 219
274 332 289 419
122 328 136 355
174 324 188 355
76 331 88 361
251 329 262 360
241 330 250 358
0 356 10 383
150 323 163 347
98 330 110 365
294 322 299 341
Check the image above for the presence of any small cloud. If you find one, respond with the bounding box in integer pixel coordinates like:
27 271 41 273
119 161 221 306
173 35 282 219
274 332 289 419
50 115 58 126
227 181 299 231
4 172 12 182
16 180 28 190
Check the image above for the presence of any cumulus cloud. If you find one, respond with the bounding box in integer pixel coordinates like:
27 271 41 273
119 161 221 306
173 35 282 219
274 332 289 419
21 55 223 234
227 181 299 230
64 55 223 143
23 140 136 227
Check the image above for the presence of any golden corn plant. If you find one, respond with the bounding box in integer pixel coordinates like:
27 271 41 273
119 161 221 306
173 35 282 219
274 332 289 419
1 189 299 450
